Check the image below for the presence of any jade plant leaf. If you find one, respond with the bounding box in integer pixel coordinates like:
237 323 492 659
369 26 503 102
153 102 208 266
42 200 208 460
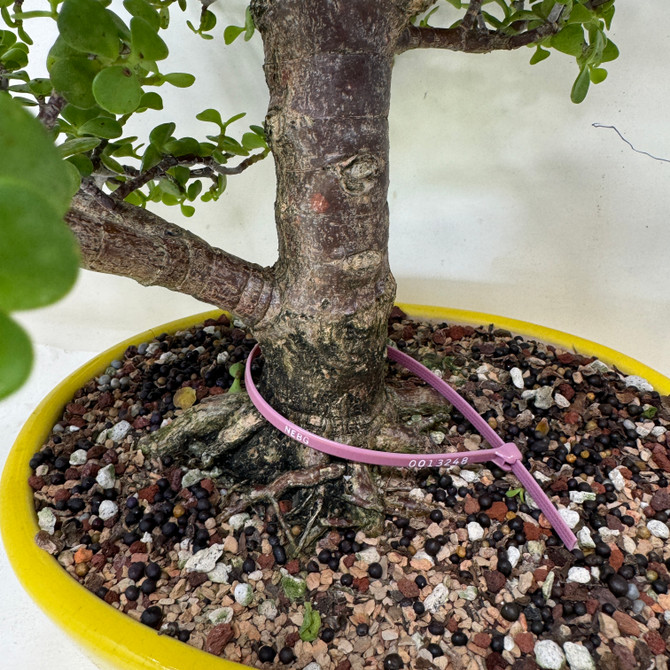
0 181 79 312
0 312 33 400
92 66 143 114
299 603 321 642
130 16 169 61
57 0 120 59
49 56 101 109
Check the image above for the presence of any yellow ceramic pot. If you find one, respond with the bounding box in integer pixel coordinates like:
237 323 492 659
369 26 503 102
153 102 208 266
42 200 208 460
1 305 668 670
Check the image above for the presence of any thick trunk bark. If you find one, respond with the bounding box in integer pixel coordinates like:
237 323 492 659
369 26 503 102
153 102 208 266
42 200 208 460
251 0 406 441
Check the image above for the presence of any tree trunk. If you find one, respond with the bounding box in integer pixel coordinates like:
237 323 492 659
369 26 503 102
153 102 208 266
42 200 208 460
251 0 406 442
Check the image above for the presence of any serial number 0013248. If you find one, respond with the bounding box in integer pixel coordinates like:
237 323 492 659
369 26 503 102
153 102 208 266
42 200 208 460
408 457 469 468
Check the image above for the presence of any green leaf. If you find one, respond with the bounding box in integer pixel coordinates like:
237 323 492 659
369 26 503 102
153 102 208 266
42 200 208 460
196 108 224 127
58 136 101 157
57 0 119 59
299 603 321 643
0 92 74 215
642 406 658 420
180 203 195 217
138 91 163 110
241 131 266 151
99 150 125 174
589 66 607 84
141 143 162 171
0 180 79 311
530 46 550 65
131 16 169 61
28 78 54 98
0 313 33 400
567 4 592 24
219 136 248 156
164 136 200 156
66 153 94 177
223 25 244 45
48 56 101 109
162 72 195 88
1 47 28 69
244 7 255 41
149 121 176 151
92 66 142 114
570 66 590 103
0 30 17 54
551 24 585 57
79 116 123 139
600 39 619 63
123 0 160 31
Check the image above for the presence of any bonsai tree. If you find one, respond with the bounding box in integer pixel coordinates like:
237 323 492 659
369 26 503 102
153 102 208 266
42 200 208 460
0 0 619 535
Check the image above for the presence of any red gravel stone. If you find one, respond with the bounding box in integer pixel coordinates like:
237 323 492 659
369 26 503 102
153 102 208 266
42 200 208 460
257 553 275 570
28 475 44 490
133 417 150 429
448 325 467 341
514 632 535 654
64 467 80 481
80 462 99 478
549 478 569 493
650 487 670 511
66 403 87 415
486 652 507 670
464 495 480 514
54 488 71 502
608 544 624 571
533 567 548 583
200 479 215 493
285 559 300 575
564 411 581 425
473 633 491 649
585 599 600 615
643 631 666 655
205 623 234 656
557 381 575 399
187 572 208 588
432 329 447 345
613 644 636 668
342 554 355 568
523 522 544 541
129 541 148 554
613 611 640 636
397 578 420 598
446 617 459 633
95 392 113 410
484 570 506 593
651 445 670 472
353 577 369 593
104 590 120 605
335 661 352 670
138 484 160 503
488 501 508 521
278 499 292 514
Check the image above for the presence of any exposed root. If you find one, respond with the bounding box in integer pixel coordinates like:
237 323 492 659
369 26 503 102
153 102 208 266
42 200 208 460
220 463 346 521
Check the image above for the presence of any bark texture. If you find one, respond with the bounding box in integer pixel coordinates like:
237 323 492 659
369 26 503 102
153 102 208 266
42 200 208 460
249 0 407 441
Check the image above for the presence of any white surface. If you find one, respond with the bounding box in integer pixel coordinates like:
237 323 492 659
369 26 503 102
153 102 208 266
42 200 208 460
1 1 670 668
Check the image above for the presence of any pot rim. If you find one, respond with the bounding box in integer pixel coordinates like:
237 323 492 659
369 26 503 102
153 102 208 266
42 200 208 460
1 304 668 670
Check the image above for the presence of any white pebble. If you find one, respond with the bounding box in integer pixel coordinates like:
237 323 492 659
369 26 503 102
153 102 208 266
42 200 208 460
108 420 131 442
598 527 620 543
622 375 653 392
234 583 253 606
563 641 595 670
408 488 425 501
608 468 626 492
185 544 223 573
430 431 445 445
458 586 478 601
558 508 580 529
69 449 88 466
258 599 278 621
207 563 231 584
577 528 595 549
652 426 667 437
467 521 484 542
507 546 521 569
460 470 479 483
303 663 321 670
424 584 449 613
208 607 233 624
98 500 118 521
356 546 381 564
227 513 250 530
567 567 590 584
569 491 596 504
37 508 56 534
621 535 637 554
554 393 571 409
510 367 524 389
535 639 566 670
647 519 670 539
503 635 515 651
181 469 205 489
534 386 555 410
96 463 116 489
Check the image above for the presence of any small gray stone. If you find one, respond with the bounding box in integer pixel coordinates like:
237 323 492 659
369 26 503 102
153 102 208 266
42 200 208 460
458 585 478 601
96 463 116 489
69 449 88 466
98 500 119 521
37 508 57 534
228 513 250 530
510 367 524 389
534 386 555 410
622 375 653 392
302 663 321 670
181 469 205 489
554 393 571 409
626 583 640 600
424 584 449 613
569 491 596 504
207 563 232 584
507 546 521 569
208 607 233 625
558 508 580 529
185 544 223 573
356 546 381 564
108 420 131 442
647 520 669 539
535 639 566 669
632 599 645 615
234 583 253 606
460 469 479 483
258 599 278 621
467 521 484 542
541 571 555 600
430 431 445 445
577 528 595 549
563 642 595 670
567 567 590 584
608 468 626 492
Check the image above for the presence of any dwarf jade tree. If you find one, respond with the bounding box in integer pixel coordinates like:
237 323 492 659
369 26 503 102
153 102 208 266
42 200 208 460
0 0 619 535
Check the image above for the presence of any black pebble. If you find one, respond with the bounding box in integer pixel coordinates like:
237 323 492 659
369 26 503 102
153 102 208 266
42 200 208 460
368 562 383 579
500 602 521 622
258 645 276 663
383 653 404 670
608 573 629 597
140 605 162 629
451 631 468 646
427 642 444 656
278 647 295 664
273 545 287 564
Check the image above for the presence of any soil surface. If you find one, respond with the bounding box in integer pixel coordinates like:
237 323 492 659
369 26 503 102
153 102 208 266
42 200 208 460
29 308 670 670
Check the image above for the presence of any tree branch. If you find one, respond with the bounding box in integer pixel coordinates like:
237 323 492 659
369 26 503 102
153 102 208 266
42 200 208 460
396 18 562 54
65 189 278 326
112 150 270 201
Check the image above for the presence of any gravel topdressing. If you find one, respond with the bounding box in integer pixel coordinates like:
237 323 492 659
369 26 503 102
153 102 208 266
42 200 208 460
28 308 670 670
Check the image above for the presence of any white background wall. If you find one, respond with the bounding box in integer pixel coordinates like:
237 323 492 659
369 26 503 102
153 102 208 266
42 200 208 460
1 2 669 668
